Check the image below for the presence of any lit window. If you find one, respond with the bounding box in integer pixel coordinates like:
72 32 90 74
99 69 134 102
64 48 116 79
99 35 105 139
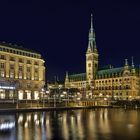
10 71 14 78
0 71 5 77
19 72 23 79
34 91 39 100
27 91 31 99
18 91 23 100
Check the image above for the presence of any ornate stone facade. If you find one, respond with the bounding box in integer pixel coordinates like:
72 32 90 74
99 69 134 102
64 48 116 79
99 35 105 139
0 43 45 100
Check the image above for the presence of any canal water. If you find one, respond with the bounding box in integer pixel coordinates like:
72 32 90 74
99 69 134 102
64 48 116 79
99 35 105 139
0 108 140 140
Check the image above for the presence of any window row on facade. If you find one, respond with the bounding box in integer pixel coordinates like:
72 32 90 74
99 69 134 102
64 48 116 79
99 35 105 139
95 78 134 84
0 56 41 65
94 92 130 96
95 85 131 90
95 72 135 79
0 89 40 100
0 63 39 72
0 70 39 80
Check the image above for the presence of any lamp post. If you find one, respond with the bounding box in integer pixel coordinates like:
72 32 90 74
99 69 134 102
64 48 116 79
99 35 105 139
58 85 62 103
16 91 19 109
54 92 56 107
63 91 67 106
41 88 45 107
46 90 50 104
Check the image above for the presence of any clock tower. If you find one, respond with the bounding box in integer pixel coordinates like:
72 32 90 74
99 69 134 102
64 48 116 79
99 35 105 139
86 14 99 85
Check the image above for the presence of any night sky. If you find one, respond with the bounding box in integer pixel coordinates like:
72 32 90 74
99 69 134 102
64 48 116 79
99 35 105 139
0 0 140 82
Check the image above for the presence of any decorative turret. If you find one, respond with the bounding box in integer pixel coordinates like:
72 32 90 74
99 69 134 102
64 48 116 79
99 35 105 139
124 59 129 69
65 71 69 88
131 56 136 74
123 58 130 76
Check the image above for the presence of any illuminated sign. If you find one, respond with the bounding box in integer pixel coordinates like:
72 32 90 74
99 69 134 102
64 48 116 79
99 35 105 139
0 86 15 89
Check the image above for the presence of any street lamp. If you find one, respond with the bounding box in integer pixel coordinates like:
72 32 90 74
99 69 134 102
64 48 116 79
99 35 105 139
41 88 45 107
54 89 56 107
63 91 67 106
46 90 50 104
58 85 62 103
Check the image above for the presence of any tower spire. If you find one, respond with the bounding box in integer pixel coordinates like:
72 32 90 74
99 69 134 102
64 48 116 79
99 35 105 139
90 14 93 33
66 71 68 79
87 13 97 53
65 71 69 88
131 56 135 74
131 56 134 67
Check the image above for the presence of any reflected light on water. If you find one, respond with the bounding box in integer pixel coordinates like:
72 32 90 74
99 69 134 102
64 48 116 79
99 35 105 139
0 109 140 140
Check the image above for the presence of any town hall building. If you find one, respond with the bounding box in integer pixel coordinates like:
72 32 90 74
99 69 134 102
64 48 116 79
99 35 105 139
65 14 140 100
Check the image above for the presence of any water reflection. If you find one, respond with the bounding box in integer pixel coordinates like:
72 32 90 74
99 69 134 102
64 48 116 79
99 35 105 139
0 109 140 140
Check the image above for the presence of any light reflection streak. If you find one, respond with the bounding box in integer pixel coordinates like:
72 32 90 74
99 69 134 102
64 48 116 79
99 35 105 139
46 115 52 139
62 113 69 140
77 113 84 140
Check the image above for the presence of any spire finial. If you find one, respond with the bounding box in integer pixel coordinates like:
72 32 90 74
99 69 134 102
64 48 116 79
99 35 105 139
66 71 68 79
91 13 93 31
125 59 128 66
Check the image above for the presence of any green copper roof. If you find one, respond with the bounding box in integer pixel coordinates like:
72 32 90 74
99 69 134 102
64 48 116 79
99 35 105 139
69 73 86 81
97 67 123 75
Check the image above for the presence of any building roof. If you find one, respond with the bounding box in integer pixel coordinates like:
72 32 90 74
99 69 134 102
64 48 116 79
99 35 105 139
0 42 40 54
69 73 86 81
97 67 124 75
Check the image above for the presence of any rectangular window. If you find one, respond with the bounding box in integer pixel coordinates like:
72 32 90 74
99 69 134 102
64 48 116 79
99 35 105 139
27 67 31 72
10 71 15 78
19 72 23 79
10 64 14 70
34 61 38 65
27 73 31 80
19 66 23 71
0 71 5 77
27 60 31 64
10 57 15 61
19 58 23 63
0 55 5 59
88 63 91 67
0 63 5 69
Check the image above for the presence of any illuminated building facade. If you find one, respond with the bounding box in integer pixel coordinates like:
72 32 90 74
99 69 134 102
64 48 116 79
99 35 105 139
0 42 45 100
65 14 140 100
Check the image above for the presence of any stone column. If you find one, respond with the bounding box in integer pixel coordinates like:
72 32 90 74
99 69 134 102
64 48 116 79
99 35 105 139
15 57 18 78
5 55 9 78
24 59 27 79
39 61 43 81
31 60 34 80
